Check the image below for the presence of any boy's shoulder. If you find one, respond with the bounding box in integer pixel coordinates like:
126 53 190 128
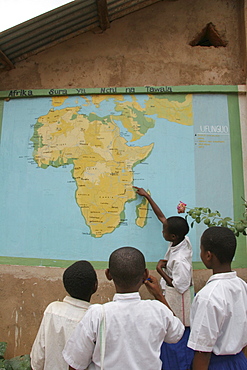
44 299 64 313
171 236 192 252
170 237 193 262
44 296 90 316
195 272 247 301
99 296 174 315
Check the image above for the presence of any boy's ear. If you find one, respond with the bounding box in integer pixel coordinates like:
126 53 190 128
142 268 149 282
205 250 214 266
93 280 98 294
206 250 213 260
105 268 112 281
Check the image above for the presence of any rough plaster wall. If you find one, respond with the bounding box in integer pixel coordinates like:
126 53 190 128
1 265 247 358
0 265 153 359
0 0 245 90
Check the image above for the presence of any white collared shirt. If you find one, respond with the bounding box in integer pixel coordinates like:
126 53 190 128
31 296 90 370
188 271 247 355
63 292 184 370
160 236 193 294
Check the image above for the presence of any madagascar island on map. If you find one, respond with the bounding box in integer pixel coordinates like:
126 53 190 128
31 94 193 238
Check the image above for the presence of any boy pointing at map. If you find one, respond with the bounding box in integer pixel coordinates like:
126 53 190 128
133 186 194 370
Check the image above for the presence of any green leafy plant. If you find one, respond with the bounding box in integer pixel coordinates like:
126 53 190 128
177 198 247 237
0 342 31 370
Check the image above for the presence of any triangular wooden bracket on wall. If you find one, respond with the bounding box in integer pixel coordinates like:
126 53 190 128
190 22 227 47
0 49 15 70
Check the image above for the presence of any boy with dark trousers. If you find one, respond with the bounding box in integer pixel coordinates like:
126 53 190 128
134 186 194 370
188 227 247 370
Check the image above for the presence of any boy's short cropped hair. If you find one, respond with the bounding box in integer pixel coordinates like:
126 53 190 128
201 226 236 264
63 260 97 300
167 216 189 238
109 246 146 289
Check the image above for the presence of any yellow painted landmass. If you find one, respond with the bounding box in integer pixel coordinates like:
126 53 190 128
90 95 124 108
81 96 91 106
111 94 193 143
51 96 68 107
34 107 89 167
112 98 154 142
145 94 193 126
33 94 193 237
135 191 150 227
33 107 153 237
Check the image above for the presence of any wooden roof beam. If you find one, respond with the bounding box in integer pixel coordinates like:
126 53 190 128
96 0 110 31
0 48 15 70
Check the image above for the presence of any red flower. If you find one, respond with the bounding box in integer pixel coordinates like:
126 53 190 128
177 201 187 214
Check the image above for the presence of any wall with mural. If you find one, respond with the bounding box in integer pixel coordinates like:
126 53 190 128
0 0 246 359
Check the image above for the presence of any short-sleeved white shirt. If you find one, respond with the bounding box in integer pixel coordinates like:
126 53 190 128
31 296 90 370
63 292 184 370
160 236 193 294
188 271 247 355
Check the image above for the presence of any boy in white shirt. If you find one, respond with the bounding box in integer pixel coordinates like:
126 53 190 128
63 246 185 370
31 260 98 370
134 186 194 370
188 226 247 369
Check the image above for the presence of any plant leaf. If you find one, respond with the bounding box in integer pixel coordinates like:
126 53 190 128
0 343 7 358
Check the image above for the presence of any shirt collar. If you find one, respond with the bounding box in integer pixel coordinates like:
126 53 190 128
170 236 191 252
113 292 141 302
207 271 237 284
63 295 91 309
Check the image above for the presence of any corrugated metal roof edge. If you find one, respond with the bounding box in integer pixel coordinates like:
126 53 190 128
0 0 161 69
0 0 86 37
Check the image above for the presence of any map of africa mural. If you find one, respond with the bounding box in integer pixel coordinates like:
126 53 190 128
0 89 244 265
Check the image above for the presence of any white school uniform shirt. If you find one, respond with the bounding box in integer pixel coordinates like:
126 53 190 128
63 292 184 370
31 296 90 370
188 271 247 355
160 236 193 294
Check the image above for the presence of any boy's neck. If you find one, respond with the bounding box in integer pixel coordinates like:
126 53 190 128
115 289 139 294
212 263 232 274
114 283 141 294
171 236 185 246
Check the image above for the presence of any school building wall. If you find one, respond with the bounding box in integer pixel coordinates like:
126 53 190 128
0 0 247 359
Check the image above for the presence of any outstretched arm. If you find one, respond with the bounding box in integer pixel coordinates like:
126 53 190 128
192 351 211 370
133 187 167 224
144 275 174 314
